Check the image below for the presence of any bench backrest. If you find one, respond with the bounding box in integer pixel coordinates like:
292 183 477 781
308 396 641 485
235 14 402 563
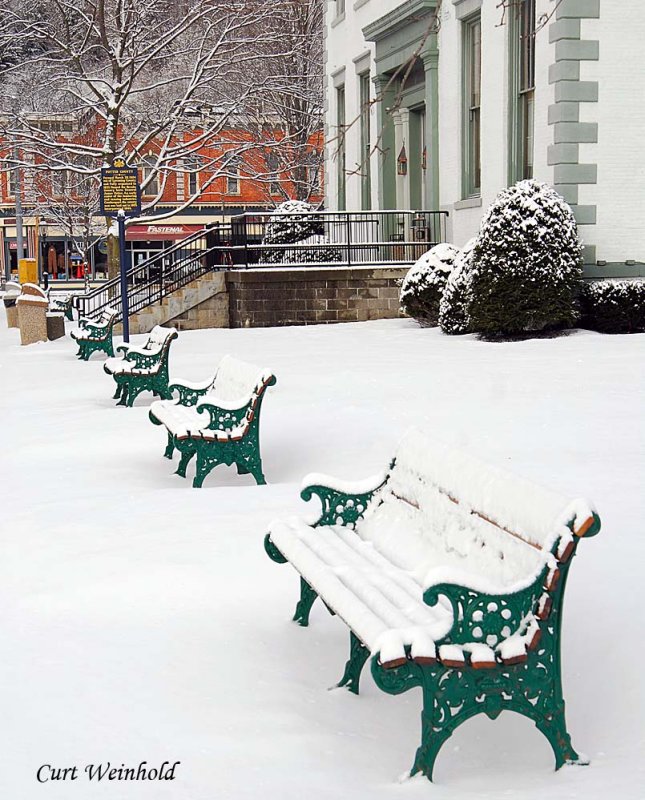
99 308 116 326
210 355 274 404
357 428 596 592
145 325 176 351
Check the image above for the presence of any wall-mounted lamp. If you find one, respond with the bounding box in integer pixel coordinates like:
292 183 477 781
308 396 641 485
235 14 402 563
397 145 408 176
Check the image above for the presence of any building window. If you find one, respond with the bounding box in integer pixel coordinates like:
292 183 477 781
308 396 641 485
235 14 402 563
510 0 535 182
359 71 371 210
51 170 68 198
463 14 481 197
336 84 346 210
270 180 282 196
184 158 200 197
307 165 320 194
142 156 159 197
226 166 240 195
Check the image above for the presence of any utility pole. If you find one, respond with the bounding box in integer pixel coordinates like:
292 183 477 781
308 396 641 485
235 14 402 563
13 144 24 276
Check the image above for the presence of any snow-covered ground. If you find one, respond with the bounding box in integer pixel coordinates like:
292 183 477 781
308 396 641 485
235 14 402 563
1 317 643 800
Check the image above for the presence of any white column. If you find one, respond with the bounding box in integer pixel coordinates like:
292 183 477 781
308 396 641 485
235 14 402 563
393 108 411 210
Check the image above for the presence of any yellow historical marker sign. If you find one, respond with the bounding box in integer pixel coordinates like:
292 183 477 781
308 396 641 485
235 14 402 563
100 159 141 216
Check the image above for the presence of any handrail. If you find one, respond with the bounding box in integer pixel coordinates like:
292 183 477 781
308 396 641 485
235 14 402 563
78 225 213 301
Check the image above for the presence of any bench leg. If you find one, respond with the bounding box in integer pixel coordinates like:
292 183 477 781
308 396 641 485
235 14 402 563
113 382 122 400
536 701 588 770
336 631 369 695
193 450 216 488
293 577 317 626
175 449 195 478
164 433 175 460
125 383 143 407
117 384 129 406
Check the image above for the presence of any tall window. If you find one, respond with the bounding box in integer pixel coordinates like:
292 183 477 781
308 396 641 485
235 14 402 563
226 165 240 195
512 0 536 180
142 156 159 196
336 84 346 210
463 15 481 197
51 170 68 197
359 72 371 210
184 157 201 197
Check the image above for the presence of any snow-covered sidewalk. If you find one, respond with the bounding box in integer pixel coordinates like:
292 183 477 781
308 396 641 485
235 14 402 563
1 318 643 799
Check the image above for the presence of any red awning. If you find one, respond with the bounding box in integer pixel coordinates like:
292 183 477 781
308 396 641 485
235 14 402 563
125 223 204 242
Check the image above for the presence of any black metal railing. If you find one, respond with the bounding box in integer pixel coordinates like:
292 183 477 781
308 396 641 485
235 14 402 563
226 210 449 268
74 224 230 321
74 210 448 321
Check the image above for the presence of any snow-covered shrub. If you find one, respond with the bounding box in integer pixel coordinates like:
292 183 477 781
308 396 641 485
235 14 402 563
262 200 322 246
261 200 342 264
580 279 645 333
400 243 460 326
439 239 477 334
466 180 583 337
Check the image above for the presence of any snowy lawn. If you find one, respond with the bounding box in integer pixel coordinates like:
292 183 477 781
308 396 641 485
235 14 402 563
1 318 644 800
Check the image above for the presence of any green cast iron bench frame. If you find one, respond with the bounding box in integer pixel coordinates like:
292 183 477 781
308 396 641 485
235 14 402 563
70 308 116 360
50 294 74 321
148 355 276 487
265 431 600 781
104 325 178 407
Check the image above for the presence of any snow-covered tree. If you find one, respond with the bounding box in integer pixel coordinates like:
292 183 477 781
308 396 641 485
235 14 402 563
243 0 324 204
438 238 476 335
466 180 583 337
0 0 309 275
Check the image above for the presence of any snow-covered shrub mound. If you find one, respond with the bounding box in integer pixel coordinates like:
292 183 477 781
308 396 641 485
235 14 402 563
467 180 583 337
439 238 477 334
260 200 342 265
580 279 645 333
400 243 460 326
262 200 322 246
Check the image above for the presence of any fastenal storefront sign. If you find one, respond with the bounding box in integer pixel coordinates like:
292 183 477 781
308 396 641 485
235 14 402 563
100 158 141 217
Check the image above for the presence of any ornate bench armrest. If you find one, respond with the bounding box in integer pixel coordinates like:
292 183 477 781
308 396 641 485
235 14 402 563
300 472 388 528
423 569 546 652
193 399 250 431
81 321 107 336
126 350 163 369
169 378 214 406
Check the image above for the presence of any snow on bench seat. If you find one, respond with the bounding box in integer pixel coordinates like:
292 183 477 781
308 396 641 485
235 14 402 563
269 518 452 661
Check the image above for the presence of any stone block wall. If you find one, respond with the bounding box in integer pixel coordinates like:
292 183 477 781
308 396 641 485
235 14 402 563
226 267 407 328
168 290 229 330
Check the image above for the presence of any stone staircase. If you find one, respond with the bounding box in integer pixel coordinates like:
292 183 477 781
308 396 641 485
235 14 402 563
117 272 229 335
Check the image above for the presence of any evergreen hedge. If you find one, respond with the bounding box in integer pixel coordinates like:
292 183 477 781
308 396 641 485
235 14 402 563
580 279 645 333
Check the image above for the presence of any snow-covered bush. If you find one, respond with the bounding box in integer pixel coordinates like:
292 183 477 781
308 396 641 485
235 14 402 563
400 243 460 326
262 200 322 246
438 239 477 334
261 200 342 264
465 180 583 337
580 279 645 333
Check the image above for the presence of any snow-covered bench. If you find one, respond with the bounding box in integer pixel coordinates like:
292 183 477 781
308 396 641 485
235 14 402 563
70 308 116 360
265 429 601 781
104 325 178 406
149 355 276 487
